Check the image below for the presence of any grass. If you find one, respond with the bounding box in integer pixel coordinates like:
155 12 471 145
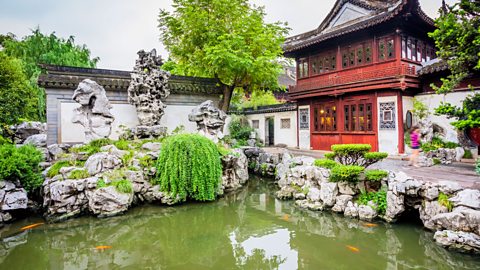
438 192 454 212
68 169 89 179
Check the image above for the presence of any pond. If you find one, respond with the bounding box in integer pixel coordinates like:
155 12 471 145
1 176 479 269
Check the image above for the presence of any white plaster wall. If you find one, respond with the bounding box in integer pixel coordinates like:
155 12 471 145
243 111 297 147
298 105 311 150
377 96 399 155
402 96 415 154
60 102 200 143
416 91 480 143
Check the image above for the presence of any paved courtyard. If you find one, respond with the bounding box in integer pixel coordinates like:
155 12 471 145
264 147 480 190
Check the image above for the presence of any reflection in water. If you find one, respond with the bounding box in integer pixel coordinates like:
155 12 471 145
0 176 479 269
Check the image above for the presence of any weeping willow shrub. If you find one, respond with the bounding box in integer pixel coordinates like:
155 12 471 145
153 133 222 202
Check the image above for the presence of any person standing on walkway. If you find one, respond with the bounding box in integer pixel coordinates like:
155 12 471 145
409 126 421 167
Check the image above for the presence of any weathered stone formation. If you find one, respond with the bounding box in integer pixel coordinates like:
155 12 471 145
0 181 29 226
72 79 115 142
418 148 464 167
40 142 248 220
128 49 170 126
264 151 480 254
188 100 227 143
10 121 46 145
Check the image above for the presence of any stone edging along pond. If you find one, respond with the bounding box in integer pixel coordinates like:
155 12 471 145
244 147 480 255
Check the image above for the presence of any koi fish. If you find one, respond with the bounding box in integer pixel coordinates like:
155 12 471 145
362 222 378 228
20 222 45 231
95 245 112 250
346 245 360 253
282 214 289 221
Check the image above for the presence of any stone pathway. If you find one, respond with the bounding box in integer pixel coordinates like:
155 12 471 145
263 147 480 190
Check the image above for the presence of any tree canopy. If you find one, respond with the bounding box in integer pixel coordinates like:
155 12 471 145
0 28 99 121
429 0 480 93
158 0 289 111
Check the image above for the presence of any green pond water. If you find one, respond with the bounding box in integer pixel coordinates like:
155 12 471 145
1 176 479 270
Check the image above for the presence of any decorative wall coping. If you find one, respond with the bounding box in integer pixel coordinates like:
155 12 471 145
230 103 298 115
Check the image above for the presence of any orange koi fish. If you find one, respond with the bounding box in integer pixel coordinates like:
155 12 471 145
95 245 113 250
282 214 289 221
362 222 378 228
20 222 45 231
346 245 360 253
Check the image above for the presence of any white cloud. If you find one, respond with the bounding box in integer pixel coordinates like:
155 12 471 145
0 0 457 71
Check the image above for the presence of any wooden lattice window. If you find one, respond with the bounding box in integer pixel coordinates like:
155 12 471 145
281 119 291 129
344 100 373 132
313 104 336 132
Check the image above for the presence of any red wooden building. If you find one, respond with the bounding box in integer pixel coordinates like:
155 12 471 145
284 0 436 154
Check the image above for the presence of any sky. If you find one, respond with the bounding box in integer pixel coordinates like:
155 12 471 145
0 0 456 71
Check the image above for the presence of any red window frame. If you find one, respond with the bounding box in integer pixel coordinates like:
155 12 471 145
313 103 337 132
343 99 373 132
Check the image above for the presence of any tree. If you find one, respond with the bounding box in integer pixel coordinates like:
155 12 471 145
158 0 289 111
0 52 38 127
429 0 480 93
1 28 99 121
231 89 283 110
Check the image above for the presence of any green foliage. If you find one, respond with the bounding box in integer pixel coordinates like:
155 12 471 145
438 192 454 212
228 114 254 146
433 158 442 165
412 98 429 120
153 133 222 202
111 179 133 194
329 165 365 183
0 144 43 193
429 1 480 94
47 160 70 178
68 169 89 180
1 28 99 121
421 136 460 152
217 144 233 156
139 155 154 168
97 178 107 189
121 150 135 166
357 190 387 215
232 89 283 110
113 140 130 150
158 0 289 110
313 159 339 169
435 93 480 130
70 138 113 155
0 51 39 126
476 159 480 175
365 170 388 182
463 149 473 159
329 144 387 168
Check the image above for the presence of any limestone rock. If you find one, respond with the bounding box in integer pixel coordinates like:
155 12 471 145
332 195 353 213
420 200 449 230
276 186 295 200
358 204 378 221
24 134 47 148
455 147 465 162
438 181 463 195
450 189 480 210
1 188 28 211
47 144 71 160
384 191 405 222
72 79 114 142
344 201 359 218
422 183 440 200
88 186 133 217
141 142 162 152
85 153 122 175
128 49 170 126
338 182 357 195
11 121 46 143
320 182 338 207
188 100 227 143
307 187 321 202
434 230 480 254
429 208 480 234
221 150 249 192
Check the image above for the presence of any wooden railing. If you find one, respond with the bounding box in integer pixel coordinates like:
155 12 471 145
290 64 417 93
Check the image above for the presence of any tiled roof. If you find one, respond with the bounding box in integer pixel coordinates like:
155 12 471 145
284 0 434 55
230 103 297 115
37 64 223 95
417 59 449 76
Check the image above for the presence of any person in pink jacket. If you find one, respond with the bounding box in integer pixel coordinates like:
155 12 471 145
409 126 421 167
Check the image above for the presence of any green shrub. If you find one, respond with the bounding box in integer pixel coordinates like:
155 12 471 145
68 169 89 179
121 150 135 166
438 192 453 212
314 159 339 169
329 165 365 183
0 135 12 145
0 144 43 193
97 178 107 188
421 136 460 152
329 144 387 168
365 169 388 182
324 153 335 160
217 144 233 156
139 155 154 168
464 149 473 159
433 158 441 165
113 140 130 150
357 190 387 215
70 138 113 155
111 179 133 194
476 159 480 175
153 133 222 202
47 160 71 178
89 138 113 148
228 115 254 147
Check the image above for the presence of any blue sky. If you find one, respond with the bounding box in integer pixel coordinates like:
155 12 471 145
0 0 456 70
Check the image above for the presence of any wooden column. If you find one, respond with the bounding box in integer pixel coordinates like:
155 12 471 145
397 92 405 154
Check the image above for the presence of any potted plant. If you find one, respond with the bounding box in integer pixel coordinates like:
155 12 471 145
435 93 480 145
